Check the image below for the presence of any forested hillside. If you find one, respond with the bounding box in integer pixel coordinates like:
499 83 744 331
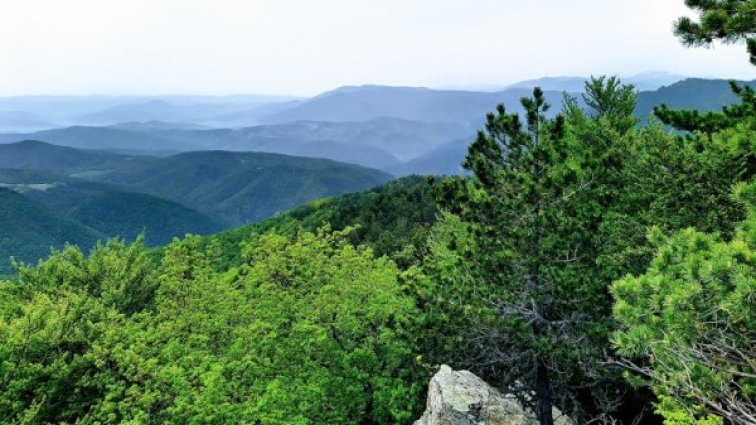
0 140 155 176
68 191 224 245
93 150 393 225
203 176 438 270
0 188 100 274
0 146 394 268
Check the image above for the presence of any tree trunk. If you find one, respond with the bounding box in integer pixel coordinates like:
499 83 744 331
531 99 553 425
535 358 554 425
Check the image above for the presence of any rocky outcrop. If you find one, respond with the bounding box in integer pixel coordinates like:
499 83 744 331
414 365 571 425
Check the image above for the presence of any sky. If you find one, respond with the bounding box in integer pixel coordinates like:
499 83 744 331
0 0 753 96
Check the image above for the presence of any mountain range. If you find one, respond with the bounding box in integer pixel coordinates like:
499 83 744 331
0 141 392 273
2 78 752 176
1 75 752 272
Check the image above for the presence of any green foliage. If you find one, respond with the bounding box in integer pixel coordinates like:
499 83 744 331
424 76 752 424
612 181 756 425
403 213 501 372
674 0 756 64
0 238 156 424
597 124 749 281
205 176 438 271
0 228 423 424
583 75 638 133
654 81 756 137
433 81 639 424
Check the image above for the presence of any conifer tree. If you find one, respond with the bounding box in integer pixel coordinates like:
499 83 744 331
674 0 756 65
654 81 756 136
437 84 633 425
612 181 756 425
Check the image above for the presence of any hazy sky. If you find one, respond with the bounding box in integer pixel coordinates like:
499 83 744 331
1 0 753 96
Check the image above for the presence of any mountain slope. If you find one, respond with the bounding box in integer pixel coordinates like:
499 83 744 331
212 118 463 162
0 188 100 275
0 127 188 153
204 176 438 270
93 150 394 225
0 140 157 177
0 118 456 167
635 78 756 120
0 168 225 246
68 192 224 245
387 139 470 176
0 94 299 132
505 72 685 92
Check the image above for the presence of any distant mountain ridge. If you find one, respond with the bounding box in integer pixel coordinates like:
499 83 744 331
505 71 686 92
0 118 469 168
0 94 300 130
0 77 752 178
262 85 566 126
635 78 755 120
0 140 156 176
0 141 393 226
94 149 393 225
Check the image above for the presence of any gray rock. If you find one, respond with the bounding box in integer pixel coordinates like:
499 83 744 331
414 365 571 425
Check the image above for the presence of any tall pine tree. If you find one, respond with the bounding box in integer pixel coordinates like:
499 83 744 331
437 84 634 424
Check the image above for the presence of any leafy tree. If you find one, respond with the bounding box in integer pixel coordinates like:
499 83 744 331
211 227 422 424
674 0 756 65
612 181 756 425
0 229 423 424
0 238 156 424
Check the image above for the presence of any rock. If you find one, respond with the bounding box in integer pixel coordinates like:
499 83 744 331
414 365 571 425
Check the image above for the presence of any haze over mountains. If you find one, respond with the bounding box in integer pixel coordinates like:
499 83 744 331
1 73 753 273
1 74 753 176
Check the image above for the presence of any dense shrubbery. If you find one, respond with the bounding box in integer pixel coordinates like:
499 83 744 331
612 181 755 425
0 229 423 424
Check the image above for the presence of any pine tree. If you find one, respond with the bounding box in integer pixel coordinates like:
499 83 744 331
612 181 756 425
674 0 756 65
437 85 632 424
654 81 756 136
